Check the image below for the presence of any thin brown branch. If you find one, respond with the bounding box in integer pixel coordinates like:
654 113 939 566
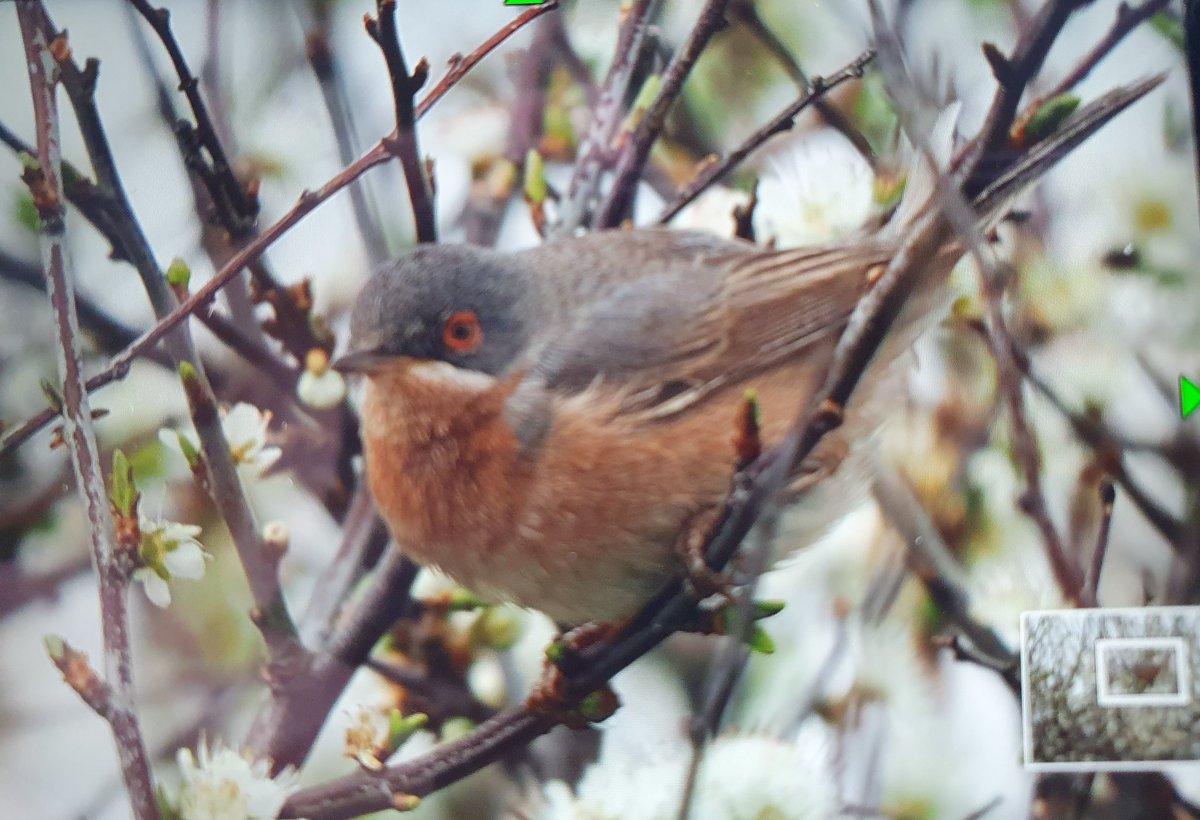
282 707 551 818
873 468 1021 693
656 49 874 224
1044 0 1170 102
303 2 390 266
127 0 258 235
16 4 158 816
1018 356 1185 549
121 0 278 352
415 0 562 119
1084 480 1115 606
246 548 418 771
365 657 496 725
594 0 732 228
366 0 436 244
728 0 876 164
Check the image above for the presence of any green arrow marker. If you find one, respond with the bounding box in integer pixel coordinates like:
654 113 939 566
1181 375 1200 419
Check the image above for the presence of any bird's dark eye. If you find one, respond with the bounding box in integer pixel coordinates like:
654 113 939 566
443 310 483 353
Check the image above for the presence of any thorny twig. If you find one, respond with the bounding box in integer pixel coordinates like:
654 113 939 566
656 49 875 224
594 0 732 228
15 4 158 816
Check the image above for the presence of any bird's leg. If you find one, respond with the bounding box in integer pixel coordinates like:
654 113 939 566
527 621 623 726
674 505 738 607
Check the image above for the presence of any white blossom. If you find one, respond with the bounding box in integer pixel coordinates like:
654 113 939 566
298 348 347 409
133 568 172 608
220 403 282 469
540 732 835 820
134 517 209 609
176 738 297 820
753 128 875 248
668 185 751 239
159 402 281 473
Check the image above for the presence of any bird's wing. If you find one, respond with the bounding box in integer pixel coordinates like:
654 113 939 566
505 237 896 448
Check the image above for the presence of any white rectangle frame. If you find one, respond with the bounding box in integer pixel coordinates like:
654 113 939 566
1095 636 1190 708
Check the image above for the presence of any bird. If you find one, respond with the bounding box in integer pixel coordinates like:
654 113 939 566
334 80 1156 627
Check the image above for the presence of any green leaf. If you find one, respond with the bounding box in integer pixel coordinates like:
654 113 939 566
14 191 39 233
523 149 547 204
43 634 66 660
1024 94 1080 144
39 379 63 413
448 588 486 612
165 257 191 290
110 449 139 517
384 709 428 756
172 430 201 468
753 599 786 620
747 623 776 655
623 73 661 133
177 361 199 383
1150 11 1185 52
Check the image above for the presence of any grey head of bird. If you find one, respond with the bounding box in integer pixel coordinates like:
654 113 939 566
335 243 540 378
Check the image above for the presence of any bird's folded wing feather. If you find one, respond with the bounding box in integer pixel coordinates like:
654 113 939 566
506 237 896 445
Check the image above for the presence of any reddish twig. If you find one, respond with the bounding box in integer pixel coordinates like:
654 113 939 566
594 0 732 228
656 49 874 224
415 0 561 119
15 4 158 816
1044 0 1171 102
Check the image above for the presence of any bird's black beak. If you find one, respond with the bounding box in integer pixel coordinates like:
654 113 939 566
331 348 392 374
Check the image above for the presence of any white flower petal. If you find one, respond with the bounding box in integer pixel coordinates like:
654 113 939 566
297 369 347 410
135 568 172 608
164 541 208 580
753 128 875 248
176 739 296 820
668 186 750 238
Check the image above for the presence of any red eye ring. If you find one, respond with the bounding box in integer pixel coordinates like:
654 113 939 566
443 310 483 353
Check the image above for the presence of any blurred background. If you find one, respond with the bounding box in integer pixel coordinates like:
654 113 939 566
0 1 1195 818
